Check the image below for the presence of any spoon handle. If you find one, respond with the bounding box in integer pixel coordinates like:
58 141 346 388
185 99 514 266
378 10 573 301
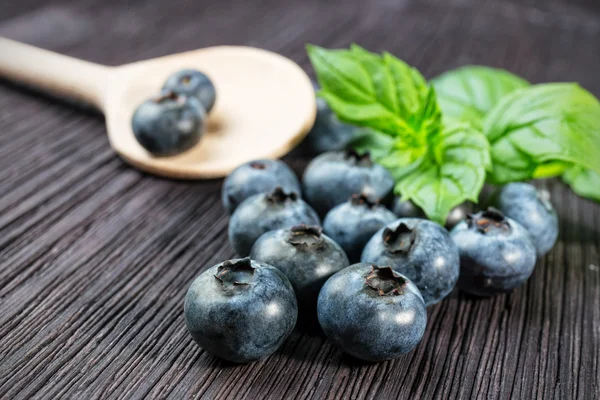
0 37 112 109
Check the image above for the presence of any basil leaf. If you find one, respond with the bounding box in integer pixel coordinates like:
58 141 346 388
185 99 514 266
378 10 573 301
307 45 401 135
348 45 399 116
484 83 600 183
382 51 430 124
306 44 439 140
562 166 600 202
387 122 491 224
532 160 571 179
432 66 529 129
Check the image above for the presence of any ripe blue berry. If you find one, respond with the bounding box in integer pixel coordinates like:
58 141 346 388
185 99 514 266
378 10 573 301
391 197 425 219
229 187 320 256
444 203 471 230
361 218 460 306
451 208 537 296
303 150 394 217
492 183 558 256
323 194 397 262
131 91 205 156
391 197 470 230
163 69 216 113
184 258 297 363
250 225 349 321
317 264 427 362
302 86 358 154
222 159 301 214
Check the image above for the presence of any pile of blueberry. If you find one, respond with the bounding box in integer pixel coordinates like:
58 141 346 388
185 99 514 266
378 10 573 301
183 91 559 364
131 69 216 156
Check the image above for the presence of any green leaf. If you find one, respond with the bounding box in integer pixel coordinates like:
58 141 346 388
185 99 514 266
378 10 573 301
532 160 571 179
483 83 600 183
306 44 439 140
562 166 600 202
382 52 430 123
307 45 400 135
391 122 491 224
432 66 530 129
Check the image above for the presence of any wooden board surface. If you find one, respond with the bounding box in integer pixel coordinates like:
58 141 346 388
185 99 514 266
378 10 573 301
1 0 599 398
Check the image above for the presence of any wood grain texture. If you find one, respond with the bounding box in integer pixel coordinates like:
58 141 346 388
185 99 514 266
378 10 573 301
0 0 599 399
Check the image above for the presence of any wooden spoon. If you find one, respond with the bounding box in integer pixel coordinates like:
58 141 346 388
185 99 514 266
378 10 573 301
0 38 316 179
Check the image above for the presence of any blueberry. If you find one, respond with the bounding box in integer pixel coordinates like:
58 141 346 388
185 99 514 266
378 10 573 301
303 150 395 217
229 187 320 256
162 69 216 113
317 264 427 362
302 92 358 154
450 208 537 296
324 194 397 263
444 203 472 230
391 197 470 230
222 159 301 214
391 197 425 219
131 91 205 156
491 183 558 256
361 218 460 306
250 225 349 321
184 258 297 363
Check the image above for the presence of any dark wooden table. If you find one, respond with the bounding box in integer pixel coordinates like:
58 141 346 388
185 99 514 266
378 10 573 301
1 0 599 398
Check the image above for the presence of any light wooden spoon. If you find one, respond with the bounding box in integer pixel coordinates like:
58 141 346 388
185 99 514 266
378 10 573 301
0 38 316 179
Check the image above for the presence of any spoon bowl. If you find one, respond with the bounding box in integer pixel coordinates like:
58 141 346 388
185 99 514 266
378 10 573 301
0 38 316 179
